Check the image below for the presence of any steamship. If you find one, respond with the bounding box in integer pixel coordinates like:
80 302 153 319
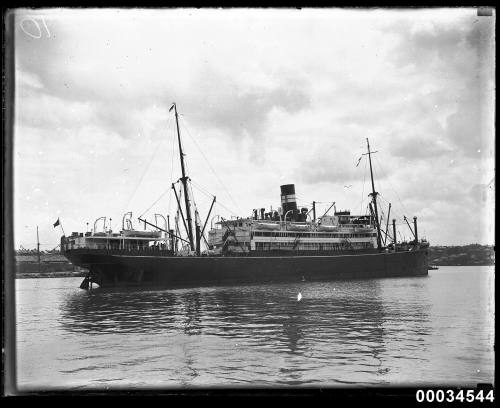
62 104 429 289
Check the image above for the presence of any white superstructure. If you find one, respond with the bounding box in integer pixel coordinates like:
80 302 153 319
208 212 377 254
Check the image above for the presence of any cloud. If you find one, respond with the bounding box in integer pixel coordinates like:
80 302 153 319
184 68 311 145
15 11 315 148
385 12 495 159
11 8 495 247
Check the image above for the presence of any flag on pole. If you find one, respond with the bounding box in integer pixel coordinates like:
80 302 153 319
53 218 60 228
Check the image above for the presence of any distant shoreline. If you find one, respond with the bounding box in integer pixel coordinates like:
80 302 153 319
428 244 494 266
16 271 87 279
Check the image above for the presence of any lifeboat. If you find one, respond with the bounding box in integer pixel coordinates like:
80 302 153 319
255 222 280 230
318 225 339 232
122 230 162 238
287 223 310 231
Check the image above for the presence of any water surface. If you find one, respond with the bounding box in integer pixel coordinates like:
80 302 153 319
15 266 495 389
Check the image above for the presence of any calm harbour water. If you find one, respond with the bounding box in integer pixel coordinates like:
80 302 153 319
15 266 494 390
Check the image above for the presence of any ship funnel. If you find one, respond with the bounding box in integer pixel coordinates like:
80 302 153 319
280 184 298 216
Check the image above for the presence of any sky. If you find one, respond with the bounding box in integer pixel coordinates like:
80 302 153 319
11 8 495 250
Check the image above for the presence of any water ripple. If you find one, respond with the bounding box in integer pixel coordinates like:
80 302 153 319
15 267 496 388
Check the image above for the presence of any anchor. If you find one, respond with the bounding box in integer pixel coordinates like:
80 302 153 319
79 273 94 290
79 275 90 290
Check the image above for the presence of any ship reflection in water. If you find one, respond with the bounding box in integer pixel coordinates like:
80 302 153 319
55 277 435 386
16 268 495 388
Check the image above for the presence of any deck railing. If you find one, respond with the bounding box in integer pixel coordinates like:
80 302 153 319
65 247 175 257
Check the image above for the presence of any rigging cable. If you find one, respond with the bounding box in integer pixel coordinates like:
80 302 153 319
138 189 170 219
179 115 243 215
138 110 178 221
187 180 201 225
191 180 238 217
190 180 216 199
373 154 409 217
214 200 239 217
115 115 172 230
176 183 189 240
167 110 178 216
360 154 368 214
378 194 404 225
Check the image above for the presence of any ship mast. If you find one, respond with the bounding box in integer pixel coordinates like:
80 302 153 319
365 138 382 249
171 103 195 251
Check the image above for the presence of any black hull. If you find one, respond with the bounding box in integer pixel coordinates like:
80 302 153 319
64 248 429 288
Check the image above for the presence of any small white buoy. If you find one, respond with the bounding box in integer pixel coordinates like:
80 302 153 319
297 292 302 301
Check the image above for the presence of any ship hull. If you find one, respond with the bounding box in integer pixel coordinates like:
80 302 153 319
64 248 429 288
